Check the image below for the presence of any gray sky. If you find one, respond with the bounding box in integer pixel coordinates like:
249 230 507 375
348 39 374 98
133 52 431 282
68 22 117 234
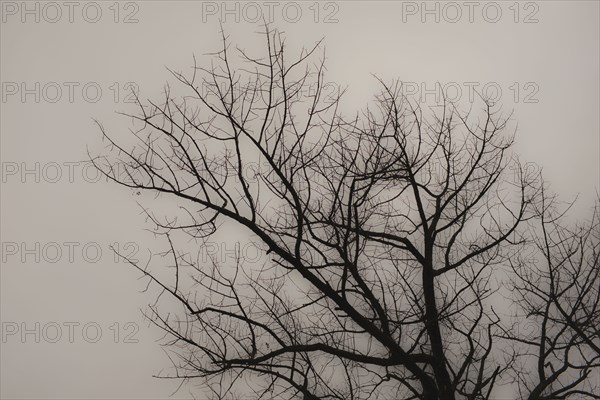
1 1 599 399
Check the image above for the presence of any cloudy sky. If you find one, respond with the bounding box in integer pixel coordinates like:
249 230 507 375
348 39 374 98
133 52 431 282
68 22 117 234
1 1 598 399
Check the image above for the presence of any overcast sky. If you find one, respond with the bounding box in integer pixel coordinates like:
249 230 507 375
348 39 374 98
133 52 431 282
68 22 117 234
1 1 599 399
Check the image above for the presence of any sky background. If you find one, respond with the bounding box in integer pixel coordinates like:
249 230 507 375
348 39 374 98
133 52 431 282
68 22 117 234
1 1 599 399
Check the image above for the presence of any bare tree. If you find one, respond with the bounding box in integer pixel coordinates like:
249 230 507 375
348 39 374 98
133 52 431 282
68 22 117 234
505 191 600 399
91 27 599 399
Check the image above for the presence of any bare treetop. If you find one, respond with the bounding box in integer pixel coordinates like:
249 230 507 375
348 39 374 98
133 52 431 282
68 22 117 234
92 26 600 400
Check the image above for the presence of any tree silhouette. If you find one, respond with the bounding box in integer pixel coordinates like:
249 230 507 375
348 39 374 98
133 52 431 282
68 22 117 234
92 27 599 400
504 190 600 400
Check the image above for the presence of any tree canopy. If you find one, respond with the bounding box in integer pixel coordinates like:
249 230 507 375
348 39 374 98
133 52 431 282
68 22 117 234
92 27 600 400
